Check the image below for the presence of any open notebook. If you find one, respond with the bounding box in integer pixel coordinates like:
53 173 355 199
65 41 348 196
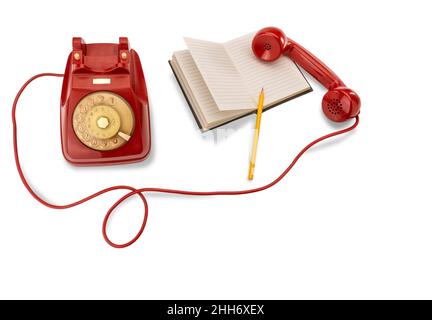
169 33 312 131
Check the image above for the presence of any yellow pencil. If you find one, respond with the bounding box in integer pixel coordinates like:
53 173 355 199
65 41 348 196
248 88 265 180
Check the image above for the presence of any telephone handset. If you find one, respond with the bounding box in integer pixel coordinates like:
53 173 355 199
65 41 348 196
61 37 151 165
252 27 361 123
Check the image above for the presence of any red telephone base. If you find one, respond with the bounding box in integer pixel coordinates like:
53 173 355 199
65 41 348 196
60 37 151 166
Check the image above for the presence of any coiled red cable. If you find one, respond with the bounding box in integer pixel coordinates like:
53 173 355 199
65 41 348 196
12 73 360 248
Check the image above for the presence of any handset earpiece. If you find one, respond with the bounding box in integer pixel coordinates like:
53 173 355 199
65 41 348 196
251 27 287 62
252 27 361 122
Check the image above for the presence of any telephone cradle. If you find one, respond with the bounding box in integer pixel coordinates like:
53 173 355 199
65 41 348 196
61 37 151 166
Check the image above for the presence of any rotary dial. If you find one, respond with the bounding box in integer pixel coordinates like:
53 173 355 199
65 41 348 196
72 92 135 151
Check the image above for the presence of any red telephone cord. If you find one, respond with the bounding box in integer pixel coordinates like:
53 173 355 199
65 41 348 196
12 73 360 248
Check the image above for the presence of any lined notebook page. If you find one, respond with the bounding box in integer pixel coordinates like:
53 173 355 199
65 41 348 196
184 38 256 111
173 50 245 126
224 33 311 106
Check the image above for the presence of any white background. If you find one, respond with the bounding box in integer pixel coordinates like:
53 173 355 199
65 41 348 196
0 0 431 300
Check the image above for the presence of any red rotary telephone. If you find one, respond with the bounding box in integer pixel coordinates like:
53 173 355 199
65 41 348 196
61 37 151 165
12 29 360 248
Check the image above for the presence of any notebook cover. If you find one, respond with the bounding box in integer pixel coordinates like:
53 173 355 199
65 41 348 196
169 60 313 132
